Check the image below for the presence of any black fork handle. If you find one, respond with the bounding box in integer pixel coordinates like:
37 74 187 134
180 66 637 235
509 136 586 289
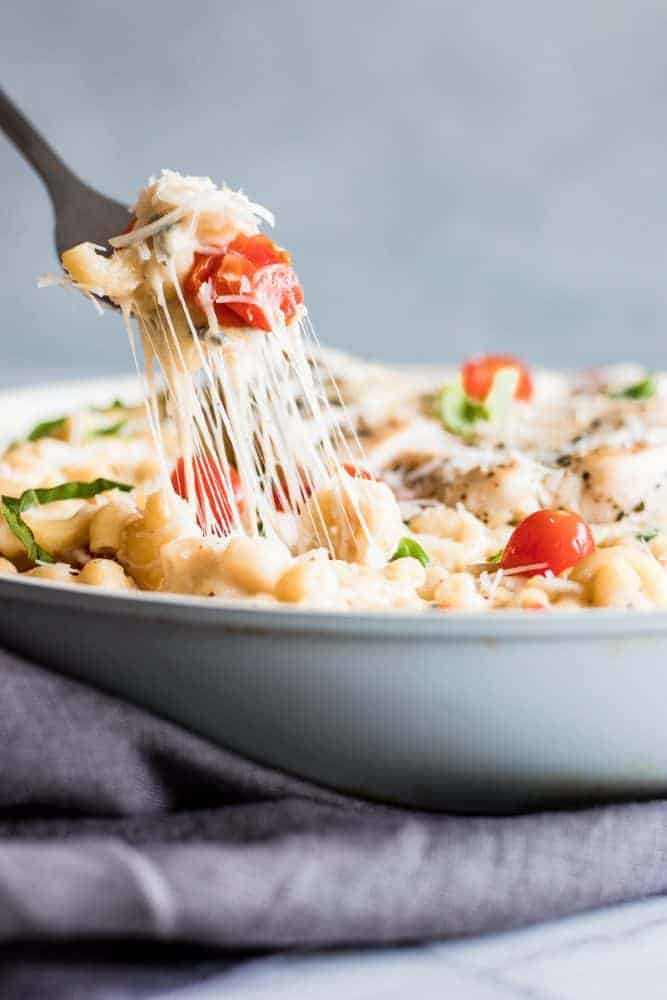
0 85 79 206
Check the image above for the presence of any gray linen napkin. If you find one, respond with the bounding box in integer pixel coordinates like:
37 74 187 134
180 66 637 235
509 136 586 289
1 643 667 953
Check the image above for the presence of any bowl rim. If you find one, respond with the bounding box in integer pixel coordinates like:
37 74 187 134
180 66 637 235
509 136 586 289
2 571 667 639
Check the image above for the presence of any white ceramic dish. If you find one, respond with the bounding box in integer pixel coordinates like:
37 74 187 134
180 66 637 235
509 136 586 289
1 377 667 814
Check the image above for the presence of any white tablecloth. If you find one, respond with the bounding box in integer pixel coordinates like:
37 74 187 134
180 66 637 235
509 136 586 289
163 897 667 1000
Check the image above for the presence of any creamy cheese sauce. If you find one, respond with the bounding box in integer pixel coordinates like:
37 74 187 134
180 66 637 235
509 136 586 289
3 350 667 611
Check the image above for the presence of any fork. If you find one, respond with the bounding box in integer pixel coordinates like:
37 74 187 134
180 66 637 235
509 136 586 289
0 85 129 260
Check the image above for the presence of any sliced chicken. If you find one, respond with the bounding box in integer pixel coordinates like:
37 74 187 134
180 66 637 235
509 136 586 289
437 457 547 527
552 442 667 524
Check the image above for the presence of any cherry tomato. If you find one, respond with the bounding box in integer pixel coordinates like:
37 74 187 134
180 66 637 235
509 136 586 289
184 234 303 332
501 509 595 577
462 354 533 402
171 455 243 534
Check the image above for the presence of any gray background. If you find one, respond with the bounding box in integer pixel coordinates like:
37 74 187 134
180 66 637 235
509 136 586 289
2 0 667 381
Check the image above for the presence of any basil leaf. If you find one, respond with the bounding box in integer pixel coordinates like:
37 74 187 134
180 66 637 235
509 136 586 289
439 367 520 437
611 376 657 401
390 537 430 567
439 384 488 435
93 398 126 413
27 416 67 442
0 496 54 564
90 420 127 438
488 548 504 564
1 478 132 564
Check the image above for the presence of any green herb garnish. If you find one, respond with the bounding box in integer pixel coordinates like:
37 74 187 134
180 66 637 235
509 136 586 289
637 529 659 543
90 420 127 438
1 478 132 564
610 376 657 401
27 416 67 442
93 398 126 413
488 548 504 564
439 384 489 436
390 537 430 567
439 368 520 437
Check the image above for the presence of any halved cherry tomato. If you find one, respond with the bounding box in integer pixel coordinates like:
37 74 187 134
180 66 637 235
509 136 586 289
462 354 533 402
171 455 243 534
183 233 303 332
501 509 594 577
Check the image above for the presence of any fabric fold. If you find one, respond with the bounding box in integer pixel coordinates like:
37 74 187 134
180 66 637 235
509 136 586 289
1 645 666 948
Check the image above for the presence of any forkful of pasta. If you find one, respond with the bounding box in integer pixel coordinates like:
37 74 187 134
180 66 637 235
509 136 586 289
65 171 403 566
0 87 300 333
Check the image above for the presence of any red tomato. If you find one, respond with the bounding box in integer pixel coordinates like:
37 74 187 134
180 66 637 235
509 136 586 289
171 455 243 534
271 469 313 512
501 509 595 577
272 464 374 511
341 464 374 480
184 252 219 298
228 232 292 269
462 354 533 402
184 253 243 328
183 234 303 332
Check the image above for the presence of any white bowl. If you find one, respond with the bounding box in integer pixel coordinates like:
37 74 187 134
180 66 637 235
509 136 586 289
1 378 666 814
